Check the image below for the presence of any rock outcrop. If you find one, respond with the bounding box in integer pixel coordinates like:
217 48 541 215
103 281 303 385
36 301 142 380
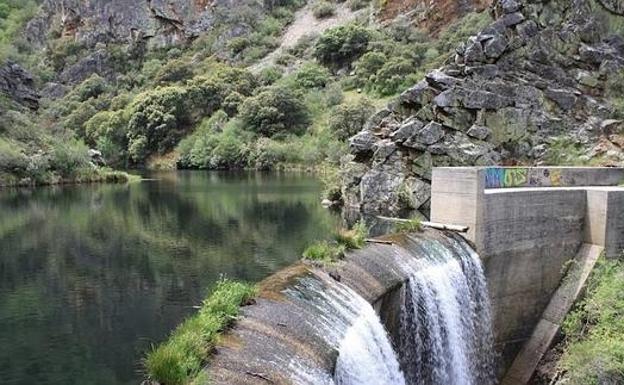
0 62 40 110
341 0 624 218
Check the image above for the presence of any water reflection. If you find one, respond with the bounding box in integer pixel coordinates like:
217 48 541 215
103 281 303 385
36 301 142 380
0 171 340 385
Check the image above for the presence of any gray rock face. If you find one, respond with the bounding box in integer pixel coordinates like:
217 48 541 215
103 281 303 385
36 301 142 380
0 62 40 110
25 0 261 50
340 0 624 218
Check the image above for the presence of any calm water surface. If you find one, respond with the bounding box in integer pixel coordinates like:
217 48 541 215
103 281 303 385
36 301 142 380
0 171 341 385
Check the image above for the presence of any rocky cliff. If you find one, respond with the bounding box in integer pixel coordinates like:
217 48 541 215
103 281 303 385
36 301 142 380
0 61 40 110
25 0 261 49
341 0 624 218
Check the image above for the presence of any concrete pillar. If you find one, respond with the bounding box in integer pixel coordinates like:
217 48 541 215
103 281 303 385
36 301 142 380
430 167 485 246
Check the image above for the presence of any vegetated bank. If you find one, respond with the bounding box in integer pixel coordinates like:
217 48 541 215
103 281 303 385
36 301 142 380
531 256 624 385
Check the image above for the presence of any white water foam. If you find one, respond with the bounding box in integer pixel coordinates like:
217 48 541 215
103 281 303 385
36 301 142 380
283 276 406 385
398 235 496 385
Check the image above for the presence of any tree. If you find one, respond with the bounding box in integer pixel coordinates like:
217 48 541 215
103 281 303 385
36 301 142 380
329 98 375 140
239 86 310 137
314 24 372 68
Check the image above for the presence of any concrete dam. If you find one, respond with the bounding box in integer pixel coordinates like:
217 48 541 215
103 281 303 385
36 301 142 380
205 167 624 385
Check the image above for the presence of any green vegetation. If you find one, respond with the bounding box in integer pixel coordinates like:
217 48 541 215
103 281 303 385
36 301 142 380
302 220 368 263
394 218 423 233
145 279 256 385
239 85 310 136
559 257 624 385
313 1 336 19
606 70 624 119
303 240 346 262
334 220 368 249
314 23 372 68
329 97 375 140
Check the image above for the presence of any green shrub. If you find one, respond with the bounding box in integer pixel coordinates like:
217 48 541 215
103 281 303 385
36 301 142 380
239 86 310 137
247 137 289 170
287 33 318 57
145 279 256 385
50 138 91 177
354 51 387 83
328 98 374 140
543 136 588 166
74 74 108 101
0 138 28 174
314 24 372 67
293 62 332 89
320 164 342 201
372 57 418 95
62 101 99 139
227 36 251 54
347 0 370 11
154 58 194 84
222 91 245 116
178 113 251 169
257 66 283 86
302 240 345 262
47 37 86 71
313 1 336 19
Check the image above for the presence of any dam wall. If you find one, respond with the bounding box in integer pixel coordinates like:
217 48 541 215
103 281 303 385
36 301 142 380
430 166 624 372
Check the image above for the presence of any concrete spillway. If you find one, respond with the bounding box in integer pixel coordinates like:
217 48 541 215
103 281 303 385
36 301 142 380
206 230 496 385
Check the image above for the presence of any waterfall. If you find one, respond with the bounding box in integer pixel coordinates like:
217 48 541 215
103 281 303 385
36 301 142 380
398 234 496 385
282 276 406 385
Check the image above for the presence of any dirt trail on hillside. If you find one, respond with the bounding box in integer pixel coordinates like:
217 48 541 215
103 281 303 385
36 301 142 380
250 2 365 72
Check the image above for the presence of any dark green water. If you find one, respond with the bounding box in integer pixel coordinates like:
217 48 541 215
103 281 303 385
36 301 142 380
0 171 340 385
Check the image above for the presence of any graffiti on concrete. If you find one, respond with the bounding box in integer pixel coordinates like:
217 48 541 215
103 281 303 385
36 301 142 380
485 167 529 188
485 167 580 188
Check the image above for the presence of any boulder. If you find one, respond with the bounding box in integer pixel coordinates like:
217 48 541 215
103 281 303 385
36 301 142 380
404 122 445 148
391 118 424 143
464 40 487 64
500 0 521 13
467 125 492 140
349 131 377 157
545 88 577 111
425 70 462 90
483 34 508 59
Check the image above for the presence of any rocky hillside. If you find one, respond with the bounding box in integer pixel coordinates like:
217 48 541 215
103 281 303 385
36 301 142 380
341 0 624 218
1 0 499 186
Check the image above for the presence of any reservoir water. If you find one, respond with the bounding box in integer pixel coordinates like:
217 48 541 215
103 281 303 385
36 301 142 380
0 171 340 385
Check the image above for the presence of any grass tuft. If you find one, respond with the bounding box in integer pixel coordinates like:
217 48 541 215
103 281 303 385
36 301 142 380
394 218 422 233
302 240 346 263
334 220 368 249
145 279 256 385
